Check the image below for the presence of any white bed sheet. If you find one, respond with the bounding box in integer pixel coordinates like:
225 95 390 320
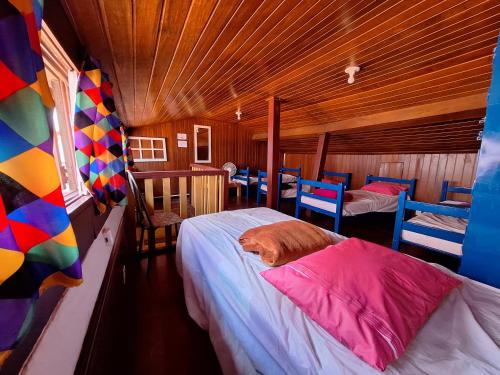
301 190 399 216
402 212 468 256
440 199 471 208
176 208 500 375
232 176 258 186
260 183 308 199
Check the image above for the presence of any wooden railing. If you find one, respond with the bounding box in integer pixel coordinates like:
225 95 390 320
132 165 228 218
190 164 229 215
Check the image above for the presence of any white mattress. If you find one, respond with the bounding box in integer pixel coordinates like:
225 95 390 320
231 176 258 186
260 183 306 199
300 190 399 216
402 212 468 256
176 208 500 375
440 199 471 207
281 173 297 183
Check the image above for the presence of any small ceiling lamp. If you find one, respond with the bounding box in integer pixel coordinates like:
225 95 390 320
235 108 242 121
345 65 360 84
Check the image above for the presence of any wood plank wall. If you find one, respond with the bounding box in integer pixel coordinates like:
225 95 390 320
129 117 266 194
284 153 478 203
129 117 265 171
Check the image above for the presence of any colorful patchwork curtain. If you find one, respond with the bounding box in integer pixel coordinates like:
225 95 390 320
120 124 133 169
0 0 82 365
74 58 128 214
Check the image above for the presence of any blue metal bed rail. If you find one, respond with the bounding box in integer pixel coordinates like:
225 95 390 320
440 180 472 202
295 178 345 233
323 171 352 191
392 191 470 257
365 175 417 199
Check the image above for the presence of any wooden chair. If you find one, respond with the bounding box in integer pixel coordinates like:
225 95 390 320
126 171 183 263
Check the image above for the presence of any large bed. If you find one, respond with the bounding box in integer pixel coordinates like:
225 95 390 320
176 208 500 375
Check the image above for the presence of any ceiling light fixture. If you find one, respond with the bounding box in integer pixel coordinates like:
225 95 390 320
345 65 360 84
235 109 242 121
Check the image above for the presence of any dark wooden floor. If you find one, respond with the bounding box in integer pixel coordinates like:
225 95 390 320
122 192 460 375
124 252 222 375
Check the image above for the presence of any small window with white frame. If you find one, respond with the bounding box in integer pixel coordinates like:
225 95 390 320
41 22 85 204
129 136 167 162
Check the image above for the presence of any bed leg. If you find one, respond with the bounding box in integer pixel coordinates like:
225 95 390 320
392 192 406 250
138 227 144 254
334 214 341 234
147 228 156 275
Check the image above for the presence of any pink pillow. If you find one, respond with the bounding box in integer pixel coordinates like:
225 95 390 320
361 182 408 196
321 177 343 184
261 238 461 370
314 188 353 202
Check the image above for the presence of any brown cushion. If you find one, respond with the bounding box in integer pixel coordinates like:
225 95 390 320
239 220 334 266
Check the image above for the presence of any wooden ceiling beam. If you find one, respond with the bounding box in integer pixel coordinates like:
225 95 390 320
312 133 329 181
252 93 486 140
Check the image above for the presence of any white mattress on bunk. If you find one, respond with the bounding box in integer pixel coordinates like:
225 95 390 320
260 183 306 198
440 199 471 207
176 208 500 375
300 190 399 216
402 212 468 256
231 176 258 185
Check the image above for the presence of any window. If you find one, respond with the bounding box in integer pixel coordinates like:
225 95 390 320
41 22 85 202
129 136 167 162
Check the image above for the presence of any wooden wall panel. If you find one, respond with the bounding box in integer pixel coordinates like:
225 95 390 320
129 118 265 195
284 152 478 203
129 118 263 172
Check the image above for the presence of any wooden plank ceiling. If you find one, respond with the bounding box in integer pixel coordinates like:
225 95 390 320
279 118 484 154
60 0 499 139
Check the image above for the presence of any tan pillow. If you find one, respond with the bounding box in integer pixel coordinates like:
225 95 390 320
239 220 334 266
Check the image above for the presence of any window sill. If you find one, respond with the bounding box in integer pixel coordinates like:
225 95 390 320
65 194 93 218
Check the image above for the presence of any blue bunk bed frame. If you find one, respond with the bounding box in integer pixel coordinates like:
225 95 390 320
256 167 301 207
296 175 416 233
295 178 345 233
231 167 251 200
392 191 470 257
440 180 472 202
322 171 352 191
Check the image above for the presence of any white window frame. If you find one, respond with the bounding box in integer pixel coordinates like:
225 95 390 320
129 136 168 162
41 22 87 205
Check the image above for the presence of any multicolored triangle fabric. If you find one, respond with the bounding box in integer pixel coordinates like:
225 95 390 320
74 58 128 214
120 124 133 170
0 0 82 365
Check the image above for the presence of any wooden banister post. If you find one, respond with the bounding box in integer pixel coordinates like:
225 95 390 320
267 96 281 209
223 170 228 210
312 133 329 181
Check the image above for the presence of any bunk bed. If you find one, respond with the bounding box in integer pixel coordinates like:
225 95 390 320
231 167 258 200
176 207 500 375
440 180 472 207
256 167 302 208
296 175 417 233
322 171 352 190
392 191 470 257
